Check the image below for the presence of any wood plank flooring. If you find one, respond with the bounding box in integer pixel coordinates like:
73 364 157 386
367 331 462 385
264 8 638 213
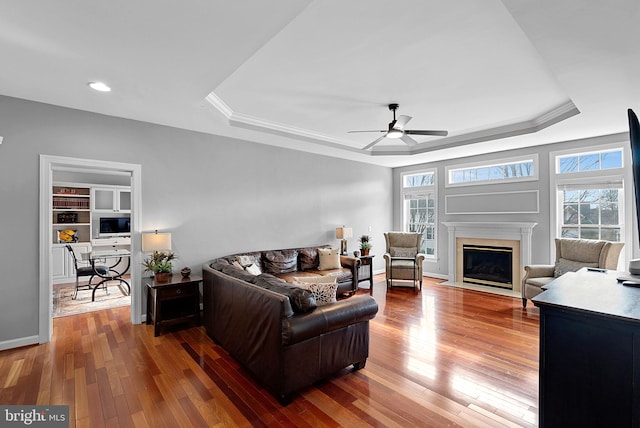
0 275 540 427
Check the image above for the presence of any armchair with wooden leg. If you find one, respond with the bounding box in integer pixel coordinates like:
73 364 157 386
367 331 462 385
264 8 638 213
383 232 425 291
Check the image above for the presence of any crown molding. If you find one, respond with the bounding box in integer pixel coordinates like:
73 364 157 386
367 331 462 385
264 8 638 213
205 91 580 157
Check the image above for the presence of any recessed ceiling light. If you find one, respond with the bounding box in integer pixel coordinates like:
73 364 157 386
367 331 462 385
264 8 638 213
88 81 111 92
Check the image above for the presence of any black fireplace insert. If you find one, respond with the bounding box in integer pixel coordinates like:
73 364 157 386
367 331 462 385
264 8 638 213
462 244 513 289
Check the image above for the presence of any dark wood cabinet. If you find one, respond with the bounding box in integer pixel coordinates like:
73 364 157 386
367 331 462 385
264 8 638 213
533 269 640 427
146 274 201 336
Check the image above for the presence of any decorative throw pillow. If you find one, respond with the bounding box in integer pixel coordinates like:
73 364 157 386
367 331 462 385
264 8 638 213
231 260 244 270
390 246 417 258
236 256 253 267
245 263 261 275
553 262 582 277
294 276 338 306
298 247 320 271
318 247 341 270
263 250 298 274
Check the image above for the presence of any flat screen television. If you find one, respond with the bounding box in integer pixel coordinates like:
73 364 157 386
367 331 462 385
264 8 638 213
624 109 640 283
99 217 131 236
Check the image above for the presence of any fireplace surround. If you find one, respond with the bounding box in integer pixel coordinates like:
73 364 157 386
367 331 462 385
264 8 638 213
443 222 537 293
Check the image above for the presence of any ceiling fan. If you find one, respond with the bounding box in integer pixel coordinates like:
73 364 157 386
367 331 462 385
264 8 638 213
349 103 448 150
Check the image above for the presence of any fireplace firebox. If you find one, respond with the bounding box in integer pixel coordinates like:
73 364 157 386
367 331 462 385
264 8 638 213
462 244 513 289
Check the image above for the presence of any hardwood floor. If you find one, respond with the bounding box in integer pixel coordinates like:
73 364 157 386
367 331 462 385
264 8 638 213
0 275 540 427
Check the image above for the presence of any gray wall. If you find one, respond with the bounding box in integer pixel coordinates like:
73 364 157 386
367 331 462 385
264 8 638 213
394 133 631 278
0 95 392 345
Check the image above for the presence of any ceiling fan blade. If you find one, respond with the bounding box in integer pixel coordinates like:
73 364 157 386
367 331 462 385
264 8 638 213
394 115 412 130
347 130 386 133
400 134 418 146
362 135 387 150
405 130 449 137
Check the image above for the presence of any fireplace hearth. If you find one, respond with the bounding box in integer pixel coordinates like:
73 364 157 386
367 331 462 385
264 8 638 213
463 244 513 289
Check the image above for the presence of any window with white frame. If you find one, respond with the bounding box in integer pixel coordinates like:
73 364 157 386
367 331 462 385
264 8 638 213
446 154 538 187
553 147 625 242
402 170 436 257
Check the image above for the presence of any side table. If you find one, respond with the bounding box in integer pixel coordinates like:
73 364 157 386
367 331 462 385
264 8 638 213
357 255 375 295
146 274 202 337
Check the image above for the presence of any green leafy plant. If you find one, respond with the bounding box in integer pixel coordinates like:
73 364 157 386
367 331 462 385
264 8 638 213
142 251 176 274
359 235 372 250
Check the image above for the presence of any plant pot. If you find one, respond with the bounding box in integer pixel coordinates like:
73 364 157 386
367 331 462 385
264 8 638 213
361 249 370 256
155 272 171 283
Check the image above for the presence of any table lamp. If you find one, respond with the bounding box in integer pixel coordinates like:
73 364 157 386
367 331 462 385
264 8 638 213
142 230 172 252
335 226 353 255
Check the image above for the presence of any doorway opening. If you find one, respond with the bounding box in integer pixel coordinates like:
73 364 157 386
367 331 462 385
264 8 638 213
39 155 142 344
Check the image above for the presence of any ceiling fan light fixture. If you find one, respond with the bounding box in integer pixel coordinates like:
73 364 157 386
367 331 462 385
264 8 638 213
387 129 403 139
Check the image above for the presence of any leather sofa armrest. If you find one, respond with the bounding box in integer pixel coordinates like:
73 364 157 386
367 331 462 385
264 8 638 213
283 295 378 346
340 255 360 269
523 264 555 279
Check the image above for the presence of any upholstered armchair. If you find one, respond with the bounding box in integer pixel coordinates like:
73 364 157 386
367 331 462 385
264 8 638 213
383 232 426 291
522 238 624 307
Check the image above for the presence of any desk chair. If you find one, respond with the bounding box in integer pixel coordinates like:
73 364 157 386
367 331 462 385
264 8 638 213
65 245 109 300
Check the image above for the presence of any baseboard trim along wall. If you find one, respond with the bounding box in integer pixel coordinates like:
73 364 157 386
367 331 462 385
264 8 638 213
0 335 39 351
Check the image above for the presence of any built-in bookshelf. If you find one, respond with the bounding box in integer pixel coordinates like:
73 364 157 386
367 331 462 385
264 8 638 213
52 185 91 244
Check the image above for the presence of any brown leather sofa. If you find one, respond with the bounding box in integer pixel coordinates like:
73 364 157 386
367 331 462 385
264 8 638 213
202 246 379 404
213 245 361 295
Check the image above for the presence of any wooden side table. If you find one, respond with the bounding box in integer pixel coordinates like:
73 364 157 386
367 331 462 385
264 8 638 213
357 255 375 295
146 274 202 337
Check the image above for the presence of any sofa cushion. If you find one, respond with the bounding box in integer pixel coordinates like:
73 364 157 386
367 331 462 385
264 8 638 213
263 249 298 274
390 246 417 258
254 274 316 313
220 263 259 283
294 276 338 306
210 259 229 271
298 247 320 271
318 248 341 270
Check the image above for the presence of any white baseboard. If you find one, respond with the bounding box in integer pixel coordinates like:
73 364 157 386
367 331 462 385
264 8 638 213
423 272 448 280
0 335 39 351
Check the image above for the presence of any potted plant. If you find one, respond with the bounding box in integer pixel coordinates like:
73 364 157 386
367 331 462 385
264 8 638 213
142 251 176 282
359 235 372 256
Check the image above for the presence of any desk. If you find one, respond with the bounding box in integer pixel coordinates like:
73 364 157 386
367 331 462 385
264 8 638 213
83 249 131 301
532 268 640 427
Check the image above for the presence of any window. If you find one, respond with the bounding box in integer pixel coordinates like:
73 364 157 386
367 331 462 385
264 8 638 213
557 149 623 174
446 155 538 187
402 171 436 257
559 187 622 241
552 145 626 245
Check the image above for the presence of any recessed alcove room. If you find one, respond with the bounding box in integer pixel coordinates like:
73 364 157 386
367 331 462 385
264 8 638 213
0 1 639 426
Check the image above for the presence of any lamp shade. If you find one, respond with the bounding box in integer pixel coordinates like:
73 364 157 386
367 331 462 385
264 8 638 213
142 232 172 252
335 227 353 239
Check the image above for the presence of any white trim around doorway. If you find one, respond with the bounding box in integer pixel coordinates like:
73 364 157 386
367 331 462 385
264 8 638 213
39 155 142 344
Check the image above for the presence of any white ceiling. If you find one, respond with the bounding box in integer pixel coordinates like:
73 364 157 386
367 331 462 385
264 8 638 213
0 0 638 168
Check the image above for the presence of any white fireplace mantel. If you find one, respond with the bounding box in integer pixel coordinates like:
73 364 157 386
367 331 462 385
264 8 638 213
442 222 537 286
